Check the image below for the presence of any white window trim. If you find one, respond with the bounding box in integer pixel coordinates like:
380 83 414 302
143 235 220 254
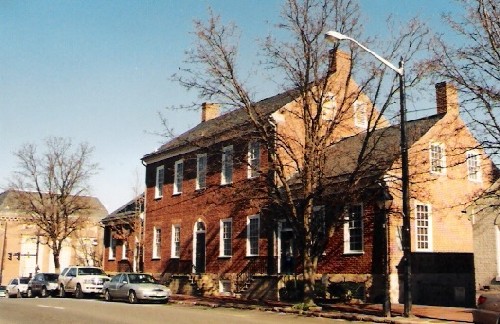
353 100 368 128
343 204 364 254
155 165 164 199
196 153 207 190
171 225 180 258
415 202 433 252
152 227 161 259
221 145 233 185
108 230 116 260
246 215 260 256
247 141 260 179
121 240 127 260
429 143 447 175
219 218 232 257
466 150 482 182
173 159 183 195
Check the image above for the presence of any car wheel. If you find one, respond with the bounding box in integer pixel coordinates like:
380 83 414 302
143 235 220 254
104 289 112 302
17 290 22 298
128 290 138 304
41 287 48 298
163 298 169 304
27 289 33 298
75 284 83 299
59 285 66 298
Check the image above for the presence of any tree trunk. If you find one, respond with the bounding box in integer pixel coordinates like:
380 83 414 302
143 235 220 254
303 248 317 306
53 252 60 273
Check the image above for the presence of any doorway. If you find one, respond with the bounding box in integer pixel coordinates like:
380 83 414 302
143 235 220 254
280 230 295 275
193 221 206 273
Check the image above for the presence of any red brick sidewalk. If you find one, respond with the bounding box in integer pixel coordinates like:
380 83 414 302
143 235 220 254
171 294 474 323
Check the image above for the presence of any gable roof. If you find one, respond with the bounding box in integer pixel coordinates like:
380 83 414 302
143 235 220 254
0 190 108 220
323 113 444 183
142 89 299 162
101 193 144 224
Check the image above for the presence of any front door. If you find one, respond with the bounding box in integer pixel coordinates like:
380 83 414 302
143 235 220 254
194 221 206 273
280 230 295 275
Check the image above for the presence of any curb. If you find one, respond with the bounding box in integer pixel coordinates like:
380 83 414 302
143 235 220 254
169 298 467 324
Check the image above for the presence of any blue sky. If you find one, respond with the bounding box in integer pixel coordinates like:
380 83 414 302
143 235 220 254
0 1 462 212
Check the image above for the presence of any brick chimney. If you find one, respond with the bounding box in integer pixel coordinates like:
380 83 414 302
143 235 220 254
201 102 220 122
328 48 352 74
435 82 459 116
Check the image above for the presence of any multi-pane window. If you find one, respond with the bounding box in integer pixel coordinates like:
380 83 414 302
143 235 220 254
221 145 233 185
171 225 180 258
467 150 481 182
197 154 207 190
430 143 446 175
248 141 260 179
322 92 336 121
353 100 368 128
153 227 161 259
220 219 232 257
155 165 164 198
344 204 363 253
416 203 432 251
247 215 260 256
108 231 116 260
173 159 183 194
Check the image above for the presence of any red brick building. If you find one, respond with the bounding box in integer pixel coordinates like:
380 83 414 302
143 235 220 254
137 51 496 306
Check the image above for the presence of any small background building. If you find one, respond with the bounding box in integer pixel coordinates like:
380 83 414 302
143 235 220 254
101 194 144 275
0 190 107 285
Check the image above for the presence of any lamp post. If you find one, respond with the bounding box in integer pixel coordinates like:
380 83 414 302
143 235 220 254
325 31 412 317
376 190 393 317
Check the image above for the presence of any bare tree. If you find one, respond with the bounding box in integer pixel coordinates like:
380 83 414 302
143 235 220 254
171 0 428 305
9 137 98 273
425 0 499 160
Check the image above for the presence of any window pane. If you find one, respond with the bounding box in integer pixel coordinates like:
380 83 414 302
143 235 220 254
174 161 183 193
222 146 233 184
248 217 259 255
155 166 164 198
222 220 232 256
248 142 260 178
348 205 363 251
416 204 430 250
197 154 207 189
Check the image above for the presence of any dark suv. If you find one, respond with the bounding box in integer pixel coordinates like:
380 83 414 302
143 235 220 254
27 273 59 297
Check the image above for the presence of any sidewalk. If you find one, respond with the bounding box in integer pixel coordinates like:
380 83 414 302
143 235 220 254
170 294 474 323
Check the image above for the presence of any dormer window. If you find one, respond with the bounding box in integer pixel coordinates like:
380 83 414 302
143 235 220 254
353 100 368 128
430 143 446 175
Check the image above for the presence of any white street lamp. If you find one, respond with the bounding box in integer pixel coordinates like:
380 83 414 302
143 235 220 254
325 30 412 317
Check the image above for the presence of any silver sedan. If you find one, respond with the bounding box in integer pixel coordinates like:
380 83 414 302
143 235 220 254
103 273 171 304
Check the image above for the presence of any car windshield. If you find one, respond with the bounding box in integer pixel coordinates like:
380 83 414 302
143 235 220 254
128 274 157 284
45 274 59 282
78 268 105 276
19 278 30 284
